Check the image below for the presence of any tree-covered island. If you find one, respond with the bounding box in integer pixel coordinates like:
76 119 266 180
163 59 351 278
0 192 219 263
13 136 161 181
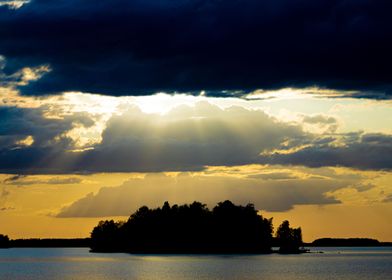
90 200 304 254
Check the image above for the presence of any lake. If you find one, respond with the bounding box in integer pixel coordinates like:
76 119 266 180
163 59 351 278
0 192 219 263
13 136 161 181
0 247 391 280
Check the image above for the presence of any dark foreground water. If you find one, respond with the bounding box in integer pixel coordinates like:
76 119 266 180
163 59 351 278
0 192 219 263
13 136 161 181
0 247 391 280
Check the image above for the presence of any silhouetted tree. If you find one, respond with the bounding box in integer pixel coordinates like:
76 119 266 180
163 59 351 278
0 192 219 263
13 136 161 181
276 220 303 253
90 220 124 252
0 234 10 248
90 200 274 253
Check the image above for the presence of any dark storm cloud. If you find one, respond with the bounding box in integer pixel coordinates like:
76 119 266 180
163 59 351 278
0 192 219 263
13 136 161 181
0 0 391 97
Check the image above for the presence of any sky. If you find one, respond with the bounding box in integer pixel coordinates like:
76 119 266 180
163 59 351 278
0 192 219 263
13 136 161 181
0 0 391 242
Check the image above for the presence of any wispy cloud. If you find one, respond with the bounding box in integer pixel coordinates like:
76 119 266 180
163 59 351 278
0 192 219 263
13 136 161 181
3 175 82 185
0 55 50 88
0 0 29 9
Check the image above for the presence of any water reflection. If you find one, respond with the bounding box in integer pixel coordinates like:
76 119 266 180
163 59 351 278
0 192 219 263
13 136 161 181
0 248 391 280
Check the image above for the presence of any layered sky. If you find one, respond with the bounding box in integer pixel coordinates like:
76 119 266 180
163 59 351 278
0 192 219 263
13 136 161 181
0 0 391 241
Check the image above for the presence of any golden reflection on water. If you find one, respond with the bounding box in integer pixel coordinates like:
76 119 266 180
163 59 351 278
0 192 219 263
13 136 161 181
0 248 392 280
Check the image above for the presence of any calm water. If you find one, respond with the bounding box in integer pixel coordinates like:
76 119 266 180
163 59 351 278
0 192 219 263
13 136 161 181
0 247 391 280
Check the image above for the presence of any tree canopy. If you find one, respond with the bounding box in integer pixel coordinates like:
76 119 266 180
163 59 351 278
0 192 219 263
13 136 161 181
91 200 274 253
0 234 9 248
91 200 303 254
276 220 303 253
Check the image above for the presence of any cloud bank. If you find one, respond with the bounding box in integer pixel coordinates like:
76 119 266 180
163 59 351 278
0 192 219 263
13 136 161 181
265 133 392 170
0 102 391 173
57 172 344 217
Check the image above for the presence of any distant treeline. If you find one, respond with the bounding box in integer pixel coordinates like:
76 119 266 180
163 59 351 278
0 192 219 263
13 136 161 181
10 238 90 248
2 236 391 249
308 238 392 247
0 235 90 248
90 200 303 254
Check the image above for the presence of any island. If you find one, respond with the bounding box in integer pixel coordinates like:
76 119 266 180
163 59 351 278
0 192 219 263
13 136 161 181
90 200 304 254
2 201 391 252
310 238 392 247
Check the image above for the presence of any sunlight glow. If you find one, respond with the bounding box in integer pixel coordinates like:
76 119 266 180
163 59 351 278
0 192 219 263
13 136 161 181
246 87 359 100
15 135 34 147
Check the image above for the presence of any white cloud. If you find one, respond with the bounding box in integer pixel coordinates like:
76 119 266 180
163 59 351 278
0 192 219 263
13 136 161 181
0 60 50 87
0 1 30 9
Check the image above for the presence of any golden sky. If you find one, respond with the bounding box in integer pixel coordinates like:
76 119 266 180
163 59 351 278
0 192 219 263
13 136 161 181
1 167 392 241
0 80 391 241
